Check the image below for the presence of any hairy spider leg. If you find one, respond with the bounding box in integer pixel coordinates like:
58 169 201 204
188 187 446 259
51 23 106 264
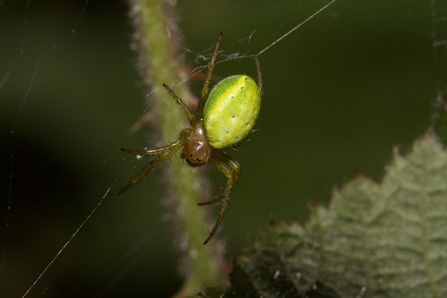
254 57 263 96
162 84 195 124
196 32 223 121
119 81 201 196
118 140 184 195
200 149 240 244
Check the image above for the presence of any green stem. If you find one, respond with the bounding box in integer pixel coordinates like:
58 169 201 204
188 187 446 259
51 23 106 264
127 0 224 295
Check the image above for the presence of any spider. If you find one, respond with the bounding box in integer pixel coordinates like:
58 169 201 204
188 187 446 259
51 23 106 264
119 33 263 244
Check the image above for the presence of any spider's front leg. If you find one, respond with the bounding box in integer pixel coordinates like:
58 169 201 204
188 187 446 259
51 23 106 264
118 140 185 195
200 149 240 244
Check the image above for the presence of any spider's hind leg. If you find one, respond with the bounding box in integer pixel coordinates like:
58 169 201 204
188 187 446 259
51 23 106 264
200 149 240 244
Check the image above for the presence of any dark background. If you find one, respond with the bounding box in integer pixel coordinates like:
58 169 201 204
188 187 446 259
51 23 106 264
0 0 439 297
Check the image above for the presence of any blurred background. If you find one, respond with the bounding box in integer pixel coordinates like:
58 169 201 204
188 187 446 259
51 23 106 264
0 0 440 297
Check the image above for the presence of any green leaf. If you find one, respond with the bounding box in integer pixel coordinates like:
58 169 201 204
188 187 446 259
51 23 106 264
195 131 447 297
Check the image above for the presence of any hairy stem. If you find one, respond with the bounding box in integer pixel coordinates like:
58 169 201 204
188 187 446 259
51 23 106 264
127 0 224 295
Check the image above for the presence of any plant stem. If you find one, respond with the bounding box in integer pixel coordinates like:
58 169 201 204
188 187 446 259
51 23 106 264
127 0 224 295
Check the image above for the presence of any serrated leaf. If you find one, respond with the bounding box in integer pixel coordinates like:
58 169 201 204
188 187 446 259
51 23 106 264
195 131 447 298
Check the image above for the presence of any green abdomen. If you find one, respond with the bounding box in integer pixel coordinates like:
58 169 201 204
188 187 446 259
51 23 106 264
203 75 261 149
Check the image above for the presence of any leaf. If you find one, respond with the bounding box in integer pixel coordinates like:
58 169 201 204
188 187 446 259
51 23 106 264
195 131 447 297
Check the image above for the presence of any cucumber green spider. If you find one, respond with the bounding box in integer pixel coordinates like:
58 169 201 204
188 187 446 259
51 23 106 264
119 33 263 244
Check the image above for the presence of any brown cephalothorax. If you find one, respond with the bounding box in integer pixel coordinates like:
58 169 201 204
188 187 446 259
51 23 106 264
181 123 211 167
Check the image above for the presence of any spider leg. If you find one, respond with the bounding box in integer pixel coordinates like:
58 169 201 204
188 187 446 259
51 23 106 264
196 32 223 120
119 140 184 195
121 143 178 156
162 84 195 124
200 149 240 244
255 57 263 96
